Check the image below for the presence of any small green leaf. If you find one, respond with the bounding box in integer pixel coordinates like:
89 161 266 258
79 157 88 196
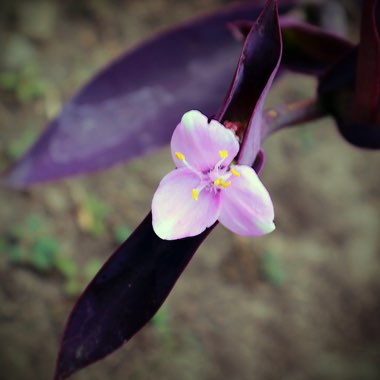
54 255 78 279
31 237 59 270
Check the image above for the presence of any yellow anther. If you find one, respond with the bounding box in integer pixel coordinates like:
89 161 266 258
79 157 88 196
214 178 221 186
219 150 228 159
214 178 231 188
220 181 231 188
192 188 199 201
231 168 240 177
175 152 185 161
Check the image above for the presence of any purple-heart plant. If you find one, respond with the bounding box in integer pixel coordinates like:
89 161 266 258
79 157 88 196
53 1 283 378
1 0 379 379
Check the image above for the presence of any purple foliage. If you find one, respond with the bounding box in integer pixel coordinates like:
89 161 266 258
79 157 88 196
2 1 294 188
232 18 354 76
54 1 283 378
1 0 377 379
318 0 380 148
54 212 214 380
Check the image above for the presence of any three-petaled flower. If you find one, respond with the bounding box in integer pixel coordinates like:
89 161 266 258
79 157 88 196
152 110 275 240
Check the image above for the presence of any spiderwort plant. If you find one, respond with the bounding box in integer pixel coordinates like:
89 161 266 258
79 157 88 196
51 1 283 378
1 0 379 379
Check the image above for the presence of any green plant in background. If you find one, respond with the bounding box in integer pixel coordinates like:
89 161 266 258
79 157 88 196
5 214 59 271
152 307 171 337
0 63 49 103
112 224 132 245
151 306 177 351
0 213 106 296
77 195 110 236
259 250 286 286
62 258 103 297
5 127 39 160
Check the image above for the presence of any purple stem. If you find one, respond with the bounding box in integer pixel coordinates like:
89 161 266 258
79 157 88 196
262 98 326 141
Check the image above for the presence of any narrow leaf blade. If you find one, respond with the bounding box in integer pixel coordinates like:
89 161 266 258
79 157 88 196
280 18 354 75
230 19 353 76
55 2 287 379
217 0 282 165
54 213 213 380
2 1 293 188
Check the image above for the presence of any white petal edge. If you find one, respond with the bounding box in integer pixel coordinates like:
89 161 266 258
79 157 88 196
152 167 221 240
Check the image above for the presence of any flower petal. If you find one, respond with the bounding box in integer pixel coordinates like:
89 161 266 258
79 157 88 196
171 110 239 171
152 168 221 240
219 165 275 236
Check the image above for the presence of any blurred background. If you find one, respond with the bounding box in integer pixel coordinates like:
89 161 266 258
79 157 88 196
0 1 379 379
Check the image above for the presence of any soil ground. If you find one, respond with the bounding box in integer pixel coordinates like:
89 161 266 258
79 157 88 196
0 1 380 380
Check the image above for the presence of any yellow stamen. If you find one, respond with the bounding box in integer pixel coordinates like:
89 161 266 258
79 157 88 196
231 168 240 177
192 188 199 201
213 178 231 188
213 178 221 186
220 181 231 188
219 150 228 159
175 152 185 161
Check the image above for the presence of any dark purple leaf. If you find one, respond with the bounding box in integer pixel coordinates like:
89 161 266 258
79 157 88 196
54 1 282 378
216 0 282 165
280 18 354 76
333 121 380 149
319 50 380 148
318 0 380 149
2 0 294 188
230 18 354 76
54 213 214 380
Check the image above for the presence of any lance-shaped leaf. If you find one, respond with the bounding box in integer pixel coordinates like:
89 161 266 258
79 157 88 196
2 1 294 188
318 0 380 148
280 18 353 75
216 0 282 165
54 213 214 380
231 18 354 76
54 1 283 379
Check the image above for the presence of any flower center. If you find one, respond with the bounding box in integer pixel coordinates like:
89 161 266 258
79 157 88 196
175 150 240 201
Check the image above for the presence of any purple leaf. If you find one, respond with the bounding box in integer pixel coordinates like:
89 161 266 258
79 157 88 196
216 0 282 165
54 1 282 378
231 18 354 76
319 49 380 149
54 213 214 380
318 0 380 149
280 18 354 75
2 0 294 188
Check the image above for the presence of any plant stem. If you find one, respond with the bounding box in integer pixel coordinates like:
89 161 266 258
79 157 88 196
262 98 327 141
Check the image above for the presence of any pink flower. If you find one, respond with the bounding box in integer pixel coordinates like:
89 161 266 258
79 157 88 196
152 110 275 240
